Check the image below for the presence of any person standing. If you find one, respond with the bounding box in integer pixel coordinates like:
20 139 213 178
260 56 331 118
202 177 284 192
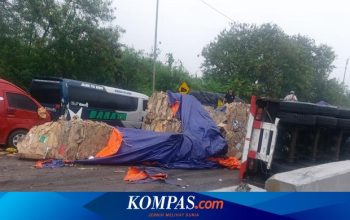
224 89 235 104
284 91 298 101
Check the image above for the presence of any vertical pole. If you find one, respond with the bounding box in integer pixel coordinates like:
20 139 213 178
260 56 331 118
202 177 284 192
152 0 160 92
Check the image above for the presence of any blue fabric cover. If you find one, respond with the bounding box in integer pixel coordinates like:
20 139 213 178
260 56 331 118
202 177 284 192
78 92 227 169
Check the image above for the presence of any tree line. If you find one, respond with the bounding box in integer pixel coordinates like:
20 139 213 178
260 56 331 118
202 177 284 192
1 0 349 106
202 23 350 106
0 0 199 95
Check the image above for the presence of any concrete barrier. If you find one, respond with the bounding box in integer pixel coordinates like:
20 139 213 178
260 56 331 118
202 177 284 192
265 160 350 191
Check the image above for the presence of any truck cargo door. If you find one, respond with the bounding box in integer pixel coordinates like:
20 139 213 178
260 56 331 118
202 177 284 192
239 96 280 179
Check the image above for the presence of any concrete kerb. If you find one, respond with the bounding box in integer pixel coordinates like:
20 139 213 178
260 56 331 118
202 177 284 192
265 160 350 192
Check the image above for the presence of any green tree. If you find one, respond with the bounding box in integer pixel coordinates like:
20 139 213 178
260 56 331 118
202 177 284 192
202 22 344 105
0 0 121 87
114 47 203 95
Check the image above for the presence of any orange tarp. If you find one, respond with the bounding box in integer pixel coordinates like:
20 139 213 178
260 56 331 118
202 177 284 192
124 166 167 182
95 128 123 158
171 101 180 117
123 167 149 181
208 156 241 169
34 159 72 168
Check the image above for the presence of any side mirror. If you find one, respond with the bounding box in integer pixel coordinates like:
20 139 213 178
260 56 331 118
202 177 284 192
37 107 47 119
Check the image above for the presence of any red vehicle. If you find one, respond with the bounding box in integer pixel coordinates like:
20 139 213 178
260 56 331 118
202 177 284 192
0 79 51 147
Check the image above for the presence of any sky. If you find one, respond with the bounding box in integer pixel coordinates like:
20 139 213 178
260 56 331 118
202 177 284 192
113 0 350 86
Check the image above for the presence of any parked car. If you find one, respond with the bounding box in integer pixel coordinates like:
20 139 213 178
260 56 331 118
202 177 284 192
0 79 51 147
30 77 149 128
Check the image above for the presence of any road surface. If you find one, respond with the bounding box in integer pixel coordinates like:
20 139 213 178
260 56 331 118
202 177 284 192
0 150 240 192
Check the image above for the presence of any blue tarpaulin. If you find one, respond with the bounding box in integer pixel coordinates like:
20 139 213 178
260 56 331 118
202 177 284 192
78 92 228 169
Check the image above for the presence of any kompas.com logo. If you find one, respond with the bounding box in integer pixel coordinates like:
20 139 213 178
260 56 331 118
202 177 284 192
127 195 224 210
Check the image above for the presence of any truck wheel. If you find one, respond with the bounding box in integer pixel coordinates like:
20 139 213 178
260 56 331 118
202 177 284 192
7 129 27 147
279 101 317 114
317 106 339 117
277 112 316 125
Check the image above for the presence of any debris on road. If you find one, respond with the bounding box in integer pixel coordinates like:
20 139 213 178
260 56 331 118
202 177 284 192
5 147 17 154
34 159 73 169
80 92 229 169
235 183 252 192
17 91 239 172
208 157 240 169
1 149 240 191
124 166 168 182
123 166 191 188
144 92 249 158
205 103 249 158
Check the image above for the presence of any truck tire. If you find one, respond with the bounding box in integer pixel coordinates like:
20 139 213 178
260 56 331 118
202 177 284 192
279 101 317 114
316 106 339 117
338 118 350 129
316 115 337 127
7 129 28 147
277 112 316 125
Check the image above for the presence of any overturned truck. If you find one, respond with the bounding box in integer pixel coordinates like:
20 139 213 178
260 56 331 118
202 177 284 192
240 96 350 182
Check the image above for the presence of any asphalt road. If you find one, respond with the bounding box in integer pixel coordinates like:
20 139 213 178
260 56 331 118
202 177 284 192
0 151 240 192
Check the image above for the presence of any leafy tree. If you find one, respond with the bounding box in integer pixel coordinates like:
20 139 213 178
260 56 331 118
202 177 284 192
202 22 346 106
115 48 202 96
0 0 198 96
0 0 121 87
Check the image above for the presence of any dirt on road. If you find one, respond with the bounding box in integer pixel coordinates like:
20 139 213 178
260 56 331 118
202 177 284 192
0 150 239 192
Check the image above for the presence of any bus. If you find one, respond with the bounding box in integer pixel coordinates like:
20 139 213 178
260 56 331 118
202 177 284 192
29 77 148 128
